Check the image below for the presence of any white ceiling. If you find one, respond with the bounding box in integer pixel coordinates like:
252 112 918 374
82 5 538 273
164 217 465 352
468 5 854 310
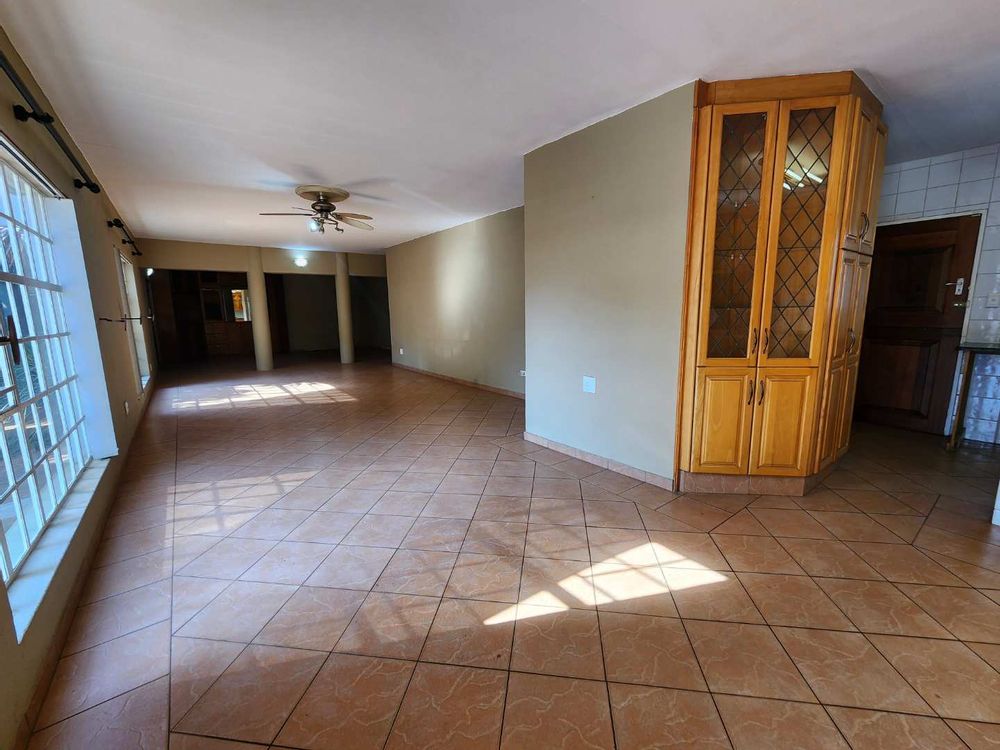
2 0 999 254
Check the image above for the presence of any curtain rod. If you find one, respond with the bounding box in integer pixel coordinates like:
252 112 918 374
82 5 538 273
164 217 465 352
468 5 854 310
107 217 142 256
0 49 101 193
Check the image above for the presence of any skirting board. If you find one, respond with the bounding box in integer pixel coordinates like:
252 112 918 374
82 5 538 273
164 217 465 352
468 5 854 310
391 362 525 400
523 431 674 491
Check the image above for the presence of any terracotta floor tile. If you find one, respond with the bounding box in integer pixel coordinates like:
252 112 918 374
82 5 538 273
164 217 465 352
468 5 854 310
524 523 590 561
810 511 906 544
510 605 604 680
386 663 506 749
711 534 804 575
370 490 432 516
623 483 679 509
738 572 855 630
492 460 535 478
711 509 769 536
317 488 383 513
583 500 644 529
600 611 705 690
304 544 394 590
63 579 172 655
391 472 445 493
276 653 414 750
254 586 366 650
967 641 1000 670
828 707 967 749
27 676 168 750
227 507 312 540
437 474 489 495
529 497 586 526
586 469 642 493
774 627 931 714
686 620 814 701
501 672 614 750
175 643 325 744
637 505 702 532
531 478 582 499
175 581 296 642
519 557 597 609
420 597 514 668
80 548 173 603
588 527 659 566
421 492 481 519
777 538 883 580
714 694 850 750
445 553 523 602
239 540 333 585
869 634 1000 721
374 549 459 596
474 495 530 522
36 621 171 729
483 475 533 497
462 520 527 555
897 583 1000 643
847 543 965 585
169 636 244 722
340 513 414 547
816 578 952 638
662 569 763 623
589 561 678 617
750 508 834 539
334 592 439 659
170 576 230 633
283 510 361 545
658 497 734 531
947 719 1000 749
401 517 470 552
609 683 730 750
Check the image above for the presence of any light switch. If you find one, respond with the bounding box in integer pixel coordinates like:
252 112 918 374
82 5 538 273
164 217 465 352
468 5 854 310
582 375 596 394
399 347 404 355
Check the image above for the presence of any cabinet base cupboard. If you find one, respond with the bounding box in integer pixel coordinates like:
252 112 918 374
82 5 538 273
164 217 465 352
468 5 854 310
677 72 885 495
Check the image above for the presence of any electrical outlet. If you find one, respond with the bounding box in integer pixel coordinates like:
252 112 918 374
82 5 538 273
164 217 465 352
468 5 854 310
519 369 526 377
987 292 1000 308
399 347 404 355
582 375 596 394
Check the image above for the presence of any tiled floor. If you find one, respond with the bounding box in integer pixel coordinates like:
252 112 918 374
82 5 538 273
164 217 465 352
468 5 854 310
26 361 1000 749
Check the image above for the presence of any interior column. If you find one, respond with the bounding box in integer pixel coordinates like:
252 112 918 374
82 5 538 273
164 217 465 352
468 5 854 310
335 252 355 364
247 246 274 371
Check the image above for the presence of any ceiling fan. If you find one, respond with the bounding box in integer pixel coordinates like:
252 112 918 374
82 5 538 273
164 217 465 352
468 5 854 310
259 185 374 234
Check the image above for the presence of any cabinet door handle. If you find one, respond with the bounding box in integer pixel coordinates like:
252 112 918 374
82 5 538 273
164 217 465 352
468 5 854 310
747 379 755 405
0 314 20 366
761 328 769 353
847 328 856 355
859 212 870 242
750 328 759 354
758 379 765 405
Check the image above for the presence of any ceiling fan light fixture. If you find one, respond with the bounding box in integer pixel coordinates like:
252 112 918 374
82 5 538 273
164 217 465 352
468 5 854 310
308 217 323 233
294 256 308 268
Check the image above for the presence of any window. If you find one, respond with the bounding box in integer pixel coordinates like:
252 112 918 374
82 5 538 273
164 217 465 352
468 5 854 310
0 160 90 583
117 253 150 388
231 289 251 321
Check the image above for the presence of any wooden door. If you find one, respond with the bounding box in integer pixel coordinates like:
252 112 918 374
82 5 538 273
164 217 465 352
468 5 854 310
758 97 849 368
691 367 755 474
750 367 818 476
856 215 980 433
696 103 778 368
841 103 877 253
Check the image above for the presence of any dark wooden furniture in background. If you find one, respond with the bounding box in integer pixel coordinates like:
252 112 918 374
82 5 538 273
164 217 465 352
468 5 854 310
856 215 980 434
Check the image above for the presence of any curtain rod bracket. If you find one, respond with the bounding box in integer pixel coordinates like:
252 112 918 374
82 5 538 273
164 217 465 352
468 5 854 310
12 103 54 125
74 178 100 193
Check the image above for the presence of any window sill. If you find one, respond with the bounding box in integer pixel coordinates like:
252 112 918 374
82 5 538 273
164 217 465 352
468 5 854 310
7 459 109 641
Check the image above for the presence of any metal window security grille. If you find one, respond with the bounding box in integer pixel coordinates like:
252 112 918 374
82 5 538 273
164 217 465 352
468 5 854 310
769 107 835 359
0 161 90 582
708 112 767 359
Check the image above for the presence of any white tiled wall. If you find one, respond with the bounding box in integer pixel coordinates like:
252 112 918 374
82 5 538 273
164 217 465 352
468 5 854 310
879 143 1000 444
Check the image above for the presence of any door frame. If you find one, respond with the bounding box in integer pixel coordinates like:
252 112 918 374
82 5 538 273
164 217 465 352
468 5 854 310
869 209 988 436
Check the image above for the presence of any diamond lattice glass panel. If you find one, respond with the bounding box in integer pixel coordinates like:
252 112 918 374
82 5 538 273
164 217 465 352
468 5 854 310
768 107 835 359
707 112 768 358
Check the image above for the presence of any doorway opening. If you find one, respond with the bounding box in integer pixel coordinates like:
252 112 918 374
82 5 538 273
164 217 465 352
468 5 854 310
854 214 981 436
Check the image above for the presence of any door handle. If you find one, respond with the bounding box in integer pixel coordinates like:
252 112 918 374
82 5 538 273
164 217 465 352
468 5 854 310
747 379 755 405
944 277 965 296
761 328 769 353
757 379 765 405
750 327 759 354
859 212 870 242
0 314 21 366
847 328 856 355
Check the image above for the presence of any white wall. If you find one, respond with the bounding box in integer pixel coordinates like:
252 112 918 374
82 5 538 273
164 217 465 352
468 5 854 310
523 82 695 482
878 143 1000 444
386 207 525 394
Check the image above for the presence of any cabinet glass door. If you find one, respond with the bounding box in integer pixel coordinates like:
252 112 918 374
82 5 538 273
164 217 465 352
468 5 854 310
698 103 777 366
760 98 846 366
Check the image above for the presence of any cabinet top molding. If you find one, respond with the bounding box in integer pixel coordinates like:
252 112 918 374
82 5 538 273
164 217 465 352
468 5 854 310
695 72 882 115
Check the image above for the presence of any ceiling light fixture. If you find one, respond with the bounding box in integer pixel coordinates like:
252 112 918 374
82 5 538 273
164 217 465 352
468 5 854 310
294 256 308 268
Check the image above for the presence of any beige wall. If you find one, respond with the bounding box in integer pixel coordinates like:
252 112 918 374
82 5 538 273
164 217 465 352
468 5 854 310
0 30 156 748
137 238 386 277
524 82 695 481
386 208 525 394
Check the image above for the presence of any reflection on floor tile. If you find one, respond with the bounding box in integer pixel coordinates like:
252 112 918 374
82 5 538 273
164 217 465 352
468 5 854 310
28 361 1000 747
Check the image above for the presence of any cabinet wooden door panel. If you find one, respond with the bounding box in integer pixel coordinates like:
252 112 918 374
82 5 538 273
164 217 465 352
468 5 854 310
818 362 846 468
691 368 755 474
758 97 849 368
838 363 860 457
847 253 872 365
860 122 888 256
841 104 877 253
750 368 818 476
830 251 859 366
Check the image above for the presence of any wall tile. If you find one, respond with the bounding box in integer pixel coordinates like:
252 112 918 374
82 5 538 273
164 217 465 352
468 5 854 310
976 251 1000 276
985 203 1000 226
930 151 964 164
961 154 999 183
894 190 926 215
894 157 931 171
898 166 929 192
928 160 962 188
984 225 1000 251
923 184 958 211
879 193 896 218
880 171 900 196
967 396 1000 422
964 144 1000 159
956 177 993 204
965 418 998 443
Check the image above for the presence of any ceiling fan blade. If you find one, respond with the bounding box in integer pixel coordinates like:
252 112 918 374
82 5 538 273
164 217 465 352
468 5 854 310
337 217 374 231
333 212 373 221
259 212 313 216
